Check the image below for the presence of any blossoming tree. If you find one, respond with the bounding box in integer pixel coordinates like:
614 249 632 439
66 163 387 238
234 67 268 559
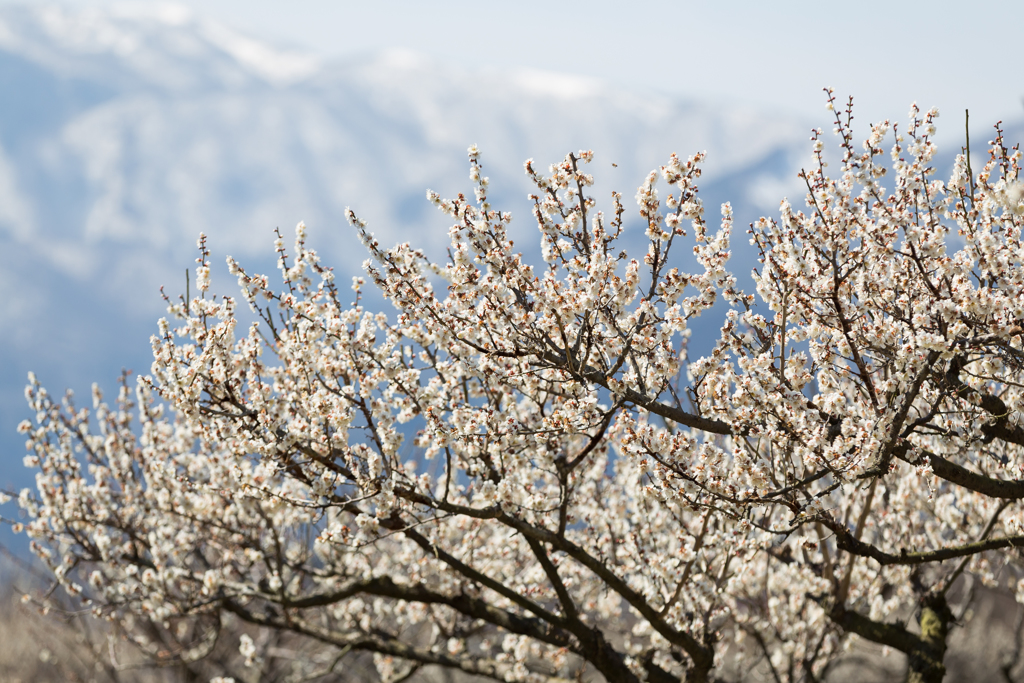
13 95 1024 683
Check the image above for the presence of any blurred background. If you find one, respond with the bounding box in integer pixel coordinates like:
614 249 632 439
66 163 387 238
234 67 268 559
1 0 1023 554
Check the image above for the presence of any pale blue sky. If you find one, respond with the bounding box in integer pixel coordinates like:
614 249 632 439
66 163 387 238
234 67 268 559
0 0 1019 513
4 0 1023 152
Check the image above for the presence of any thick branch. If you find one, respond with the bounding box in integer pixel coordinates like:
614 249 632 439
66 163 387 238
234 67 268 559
395 520 566 628
537 349 734 435
828 519 1024 566
895 444 1024 500
524 536 579 622
387 476 714 669
499 512 716 672
272 574 570 648
945 355 1024 447
828 602 922 654
223 598 511 681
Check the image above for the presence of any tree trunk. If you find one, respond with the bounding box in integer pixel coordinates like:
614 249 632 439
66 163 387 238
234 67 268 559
905 593 953 683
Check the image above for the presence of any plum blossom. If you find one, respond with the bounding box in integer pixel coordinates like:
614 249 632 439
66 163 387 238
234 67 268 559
11 96 1024 683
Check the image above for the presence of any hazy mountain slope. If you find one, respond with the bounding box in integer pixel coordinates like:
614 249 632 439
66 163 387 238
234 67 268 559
0 4 815 503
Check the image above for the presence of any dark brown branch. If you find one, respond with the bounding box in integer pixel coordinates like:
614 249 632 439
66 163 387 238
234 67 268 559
945 355 1024 447
828 602 922 654
895 444 1024 500
536 349 734 435
498 512 716 672
830 592 953 683
828 518 1024 566
223 598 511 681
270 574 571 648
524 536 579 622
383 491 715 673
395 522 565 627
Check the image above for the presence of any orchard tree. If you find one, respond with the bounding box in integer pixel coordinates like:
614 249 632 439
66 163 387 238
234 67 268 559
12 94 1024 683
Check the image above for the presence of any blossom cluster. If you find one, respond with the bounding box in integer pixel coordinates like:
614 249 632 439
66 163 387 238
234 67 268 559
12 96 1024 682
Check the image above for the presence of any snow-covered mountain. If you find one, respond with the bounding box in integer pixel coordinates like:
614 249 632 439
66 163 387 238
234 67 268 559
0 4 816 497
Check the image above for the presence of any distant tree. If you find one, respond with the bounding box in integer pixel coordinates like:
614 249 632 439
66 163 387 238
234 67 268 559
11 92 1024 683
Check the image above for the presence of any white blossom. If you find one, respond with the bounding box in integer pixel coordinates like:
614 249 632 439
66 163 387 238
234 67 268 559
11 98 1024 683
